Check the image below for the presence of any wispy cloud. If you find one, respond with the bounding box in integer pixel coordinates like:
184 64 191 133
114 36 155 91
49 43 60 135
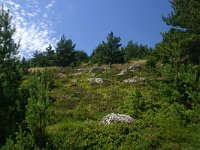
1 0 58 58
45 0 55 10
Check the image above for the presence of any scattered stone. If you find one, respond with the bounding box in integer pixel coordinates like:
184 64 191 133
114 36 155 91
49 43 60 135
123 76 146 83
88 77 104 84
117 68 128 76
101 113 134 125
56 67 65 71
88 67 111 73
71 79 78 83
70 72 83 76
117 64 141 76
57 73 66 78
88 67 105 73
129 64 141 71
76 68 85 71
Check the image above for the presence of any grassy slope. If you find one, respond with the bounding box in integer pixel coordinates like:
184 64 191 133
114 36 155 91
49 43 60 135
39 60 200 149
47 60 152 132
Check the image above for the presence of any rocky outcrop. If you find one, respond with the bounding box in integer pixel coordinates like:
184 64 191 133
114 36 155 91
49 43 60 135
129 64 141 71
88 77 104 84
123 76 146 83
117 64 141 76
117 68 128 76
57 73 66 78
101 113 134 124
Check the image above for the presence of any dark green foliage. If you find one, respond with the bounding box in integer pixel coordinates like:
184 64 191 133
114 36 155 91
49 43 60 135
2 126 36 150
30 39 88 67
3 72 54 149
74 50 89 66
146 56 157 70
29 45 55 67
30 50 49 67
91 32 124 64
25 73 53 148
159 0 200 64
123 41 150 62
0 7 24 145
160 64 200 109
163 0 200 34
55 35 76 67
156 28 200 64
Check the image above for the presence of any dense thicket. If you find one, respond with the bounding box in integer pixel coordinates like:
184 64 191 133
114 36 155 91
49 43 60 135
29 36 89 67
30 32 151 67
122 41 150 62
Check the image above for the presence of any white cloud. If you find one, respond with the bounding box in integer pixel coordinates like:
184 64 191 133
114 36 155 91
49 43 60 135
45 0 55 10
2 0 58 58
43 13 48 18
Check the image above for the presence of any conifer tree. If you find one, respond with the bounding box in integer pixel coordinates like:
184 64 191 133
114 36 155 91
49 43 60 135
159 0 200 63
0 5 22 144
91 32 124 64
55 35 75 66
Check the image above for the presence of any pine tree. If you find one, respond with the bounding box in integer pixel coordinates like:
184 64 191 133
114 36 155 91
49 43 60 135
91 32 124 64
160 0 200 64
163 0 200 34
0 5 22 145
55 35 75 66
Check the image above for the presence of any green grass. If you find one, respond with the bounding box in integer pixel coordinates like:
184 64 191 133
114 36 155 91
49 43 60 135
42 62 200 149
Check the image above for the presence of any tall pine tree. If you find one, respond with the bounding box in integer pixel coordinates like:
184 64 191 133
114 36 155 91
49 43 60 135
158 0 200 64
0 5 22 145
55 35 75 66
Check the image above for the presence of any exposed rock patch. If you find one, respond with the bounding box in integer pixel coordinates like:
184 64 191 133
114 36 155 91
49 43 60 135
129 64 141 71
57 73 66 78
117 64 141 76
88 77 104 84
117 68 128 76
123 76 146 83
101 113 134 124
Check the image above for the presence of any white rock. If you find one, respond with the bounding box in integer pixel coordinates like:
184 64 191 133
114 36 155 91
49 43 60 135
123 76 146 83
101 113 134 124
117 68 128 76
88 77 104 84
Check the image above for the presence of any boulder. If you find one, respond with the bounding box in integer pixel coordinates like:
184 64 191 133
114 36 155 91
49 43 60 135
101 113 134 124
129 64 141 71
57 73 66 78
123 76 146 83
88 77 104 84
117 68 128 76
71 79 78 83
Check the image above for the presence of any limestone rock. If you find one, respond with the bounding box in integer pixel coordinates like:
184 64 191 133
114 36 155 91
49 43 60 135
57 73 66 78
123 76 146 83
117 68 128 76
101 113 134 124
129 64 141 71
88 77 104 84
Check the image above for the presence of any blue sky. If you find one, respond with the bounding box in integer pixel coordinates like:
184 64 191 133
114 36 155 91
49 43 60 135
2 0 172 58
